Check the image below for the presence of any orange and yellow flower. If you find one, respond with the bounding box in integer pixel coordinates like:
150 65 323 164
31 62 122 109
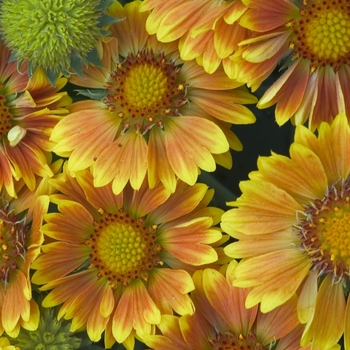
143 261 301 350
221 113 350 349
232 0 350 130
0 176 53 338
0 43 71 197
51 0 257 195
31 165 224 348
139 0 250 76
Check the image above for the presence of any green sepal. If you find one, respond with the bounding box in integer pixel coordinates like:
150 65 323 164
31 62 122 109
8 50 17 63
75 88 108 101
86 47 104 68
98 13 124 27
45 68 59 86
100 29 111 37
27 61 34 78
70 55 85 78
291 0 302 7
5 92 19 104
98 0 117 11
16 59 25 75
278 52 294 72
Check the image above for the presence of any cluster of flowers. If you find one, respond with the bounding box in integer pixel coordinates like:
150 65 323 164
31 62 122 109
0 0 348 349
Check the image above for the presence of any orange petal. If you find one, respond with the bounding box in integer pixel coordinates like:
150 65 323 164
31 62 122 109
203 268 257 335
233 249 311 312
148 126 177 192
148 268 195 315
301 275 345 348
113 280 160 343
222 180 303 235
240 0 299 31
2 270 31 333
297 270 318 324
31 242 90 284
256 294 299 344
93 131 148 194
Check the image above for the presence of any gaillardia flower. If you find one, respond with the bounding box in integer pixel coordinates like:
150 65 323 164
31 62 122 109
221 113 350 349
139 0 250 76
0 0 121 85
0 180 51 338
31 165 224 347
232 0 350 130
142 261 301 350
52 0 257 195
0 43 71 197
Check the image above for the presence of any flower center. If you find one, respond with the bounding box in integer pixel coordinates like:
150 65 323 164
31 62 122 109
297 177 350 282
86 208 163 287
209 331 264 350
104 49 188 135
0 95 13 138
0 207 27 283
290 0 350 71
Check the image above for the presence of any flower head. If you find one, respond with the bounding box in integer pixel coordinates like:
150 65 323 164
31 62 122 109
31 165 224 346
142 261 301 350
232 0 350 130
0 43 71 197
51 0 256 195
139 0 250 76
221 113 350 349
0 0 121 85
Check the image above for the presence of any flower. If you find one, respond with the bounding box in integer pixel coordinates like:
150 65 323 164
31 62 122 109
142 261 301 350
0 0 121 85
231 0 350 130
221 113 350 349
139 0 250 76
6 294 91 350
51 0 257 195
0 42 71 197
31 165 224 347
0 179 52 338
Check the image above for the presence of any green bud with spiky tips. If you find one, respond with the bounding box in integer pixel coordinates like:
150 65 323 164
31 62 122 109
0 0 123 86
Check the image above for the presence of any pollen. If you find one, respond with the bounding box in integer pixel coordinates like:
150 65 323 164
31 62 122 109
103 49 188 135
297 177 350 281
0 95 13 139
209 331 264 350
86 208 163 287
0 207 28 283
290 0 350 71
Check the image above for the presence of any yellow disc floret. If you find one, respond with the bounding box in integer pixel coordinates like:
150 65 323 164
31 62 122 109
86 208 163 287
297 178 350 281
104 50 188 135
291 0 350 70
